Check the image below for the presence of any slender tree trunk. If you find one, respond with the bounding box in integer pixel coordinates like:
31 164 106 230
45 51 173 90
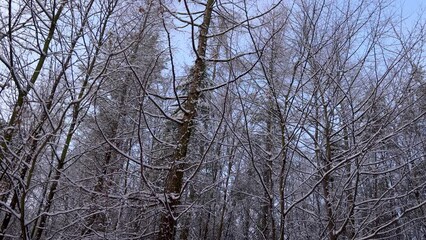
0 3 66 238
217 147 235 240
342 123 356 239
32 14 111 238
158 1 215 239
261 107 273 239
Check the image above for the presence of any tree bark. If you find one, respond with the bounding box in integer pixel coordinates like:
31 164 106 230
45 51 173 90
158 1 215 239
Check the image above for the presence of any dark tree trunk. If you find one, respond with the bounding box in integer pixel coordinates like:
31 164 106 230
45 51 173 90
158 1 215 239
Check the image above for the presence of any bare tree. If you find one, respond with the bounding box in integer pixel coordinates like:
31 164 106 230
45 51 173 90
1 0 426 239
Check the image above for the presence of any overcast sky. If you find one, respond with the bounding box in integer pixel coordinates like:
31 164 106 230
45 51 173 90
169 0 425 77
399 0 424 22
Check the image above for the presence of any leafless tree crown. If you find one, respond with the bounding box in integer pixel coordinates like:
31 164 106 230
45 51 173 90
0 0 426 239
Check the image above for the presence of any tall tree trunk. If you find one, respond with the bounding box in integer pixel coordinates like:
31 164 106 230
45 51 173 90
0 3 67 238
32 10 111 237
158 1 215 239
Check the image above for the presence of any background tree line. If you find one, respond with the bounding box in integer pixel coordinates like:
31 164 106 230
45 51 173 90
0 0 426 239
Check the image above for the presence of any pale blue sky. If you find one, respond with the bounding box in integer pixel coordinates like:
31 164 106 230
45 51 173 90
400 0 423 13
169 0 425 77
398 0 424 20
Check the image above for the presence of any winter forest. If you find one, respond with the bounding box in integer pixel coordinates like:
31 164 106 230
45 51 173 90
1 0 426 239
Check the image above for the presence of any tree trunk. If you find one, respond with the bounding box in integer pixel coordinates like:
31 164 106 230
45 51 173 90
158 1 215 239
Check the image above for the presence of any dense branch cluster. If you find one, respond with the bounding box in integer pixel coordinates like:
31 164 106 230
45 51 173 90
0 0 426 239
